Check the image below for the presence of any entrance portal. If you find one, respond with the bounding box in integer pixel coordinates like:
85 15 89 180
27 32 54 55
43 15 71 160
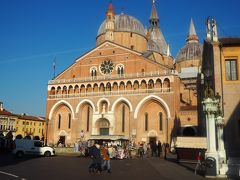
95 118 110 136
58 136 65 146
149 137 157 144
100 128 109 135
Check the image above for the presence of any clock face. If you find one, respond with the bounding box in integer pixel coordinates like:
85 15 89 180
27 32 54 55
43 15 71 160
100 60 114 75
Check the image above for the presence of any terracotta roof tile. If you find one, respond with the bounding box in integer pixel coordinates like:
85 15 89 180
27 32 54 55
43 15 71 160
0 109 16 117
16 114 46 122
220 37 240 46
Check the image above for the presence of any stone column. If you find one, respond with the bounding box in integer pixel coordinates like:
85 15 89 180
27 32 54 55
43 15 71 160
202 98 219 174
216 116 226 162
203 98 218 153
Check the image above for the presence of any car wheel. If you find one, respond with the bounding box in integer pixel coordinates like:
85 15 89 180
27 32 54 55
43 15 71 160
44 151 51 157
16 151 24 158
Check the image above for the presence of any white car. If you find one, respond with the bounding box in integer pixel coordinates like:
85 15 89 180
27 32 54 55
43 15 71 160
13 139 55 157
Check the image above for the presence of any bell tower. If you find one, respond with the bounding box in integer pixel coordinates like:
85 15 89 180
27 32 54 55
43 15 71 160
105 1 115 41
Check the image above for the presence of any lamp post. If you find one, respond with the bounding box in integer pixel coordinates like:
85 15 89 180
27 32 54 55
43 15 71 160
45 119 49 146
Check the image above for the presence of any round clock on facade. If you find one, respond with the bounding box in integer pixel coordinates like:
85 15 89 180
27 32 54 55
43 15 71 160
100 60 114 74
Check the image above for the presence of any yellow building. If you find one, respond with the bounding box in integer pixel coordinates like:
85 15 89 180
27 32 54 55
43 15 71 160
0 102 17 137
15 114 46 140
199 17 240 158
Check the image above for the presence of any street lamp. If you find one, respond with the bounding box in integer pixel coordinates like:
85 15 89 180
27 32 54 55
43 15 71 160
45 119 49 146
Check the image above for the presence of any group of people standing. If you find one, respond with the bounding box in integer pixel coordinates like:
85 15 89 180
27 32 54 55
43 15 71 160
86 140 170 174
138 140 169 159
88 143 111 174
0 132 15 153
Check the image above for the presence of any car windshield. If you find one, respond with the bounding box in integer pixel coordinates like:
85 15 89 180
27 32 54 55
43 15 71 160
34 141 43 147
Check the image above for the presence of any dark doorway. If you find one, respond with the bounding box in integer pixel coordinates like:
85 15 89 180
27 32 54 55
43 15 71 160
58 136 66 146
149 137 157 144
183 127 196 136
100 128 109 135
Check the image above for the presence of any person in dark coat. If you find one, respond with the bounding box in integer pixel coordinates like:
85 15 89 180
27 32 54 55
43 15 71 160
151 142 157 157
157 140 162 157
88 144 102 173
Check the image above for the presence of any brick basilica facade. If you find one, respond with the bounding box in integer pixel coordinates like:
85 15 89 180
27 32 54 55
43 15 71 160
45 2 202 146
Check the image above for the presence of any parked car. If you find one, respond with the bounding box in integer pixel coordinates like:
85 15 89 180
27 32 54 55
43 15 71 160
12 139 55 158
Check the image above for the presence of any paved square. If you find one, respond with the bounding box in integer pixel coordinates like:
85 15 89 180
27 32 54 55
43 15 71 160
0 155 213 180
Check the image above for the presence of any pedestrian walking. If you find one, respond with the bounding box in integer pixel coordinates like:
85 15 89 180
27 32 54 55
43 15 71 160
195 152 202 174
162 142 167 160
88 143 102 173
151 142 157 157
157 140 162 157
139 142 144 158
101 144 111 173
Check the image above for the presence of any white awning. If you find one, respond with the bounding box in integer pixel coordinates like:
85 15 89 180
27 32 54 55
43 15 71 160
89 135 129 141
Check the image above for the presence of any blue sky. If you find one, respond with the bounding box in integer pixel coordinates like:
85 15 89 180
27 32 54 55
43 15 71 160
0 0 240 117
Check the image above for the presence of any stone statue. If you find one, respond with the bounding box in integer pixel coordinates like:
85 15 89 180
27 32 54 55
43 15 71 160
204 84 214 99
211 18 218 37
206 16 211 34
102 103 106 114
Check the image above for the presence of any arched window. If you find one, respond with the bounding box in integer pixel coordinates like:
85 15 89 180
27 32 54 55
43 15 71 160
50 87 56 96
68 113 71 129
90 67 97 79
116 64 124 76
159 112 163 131
163 78 170 92
122 105 125 132
145 112 148 131
106 82 111 91
58 114 61 129
148 79 154 89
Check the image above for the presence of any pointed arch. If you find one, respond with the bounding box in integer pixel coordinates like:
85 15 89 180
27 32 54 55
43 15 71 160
76 99 96 113
134 95 171 119
74 85 79 94
50 87 56 95
111 97 133 112
49 100 75 120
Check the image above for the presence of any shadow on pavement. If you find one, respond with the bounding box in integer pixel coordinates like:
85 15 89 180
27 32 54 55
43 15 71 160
0 153 42 167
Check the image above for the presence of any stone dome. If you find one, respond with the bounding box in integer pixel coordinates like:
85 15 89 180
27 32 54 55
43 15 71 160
97 13 146 37
176 42 202 62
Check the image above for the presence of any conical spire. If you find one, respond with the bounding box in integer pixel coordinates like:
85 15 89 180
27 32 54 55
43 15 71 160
189 18 197 36
149 0 159 28
186 18 199 43
150 0 159 20
106 1 114 15
148 0 168 55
